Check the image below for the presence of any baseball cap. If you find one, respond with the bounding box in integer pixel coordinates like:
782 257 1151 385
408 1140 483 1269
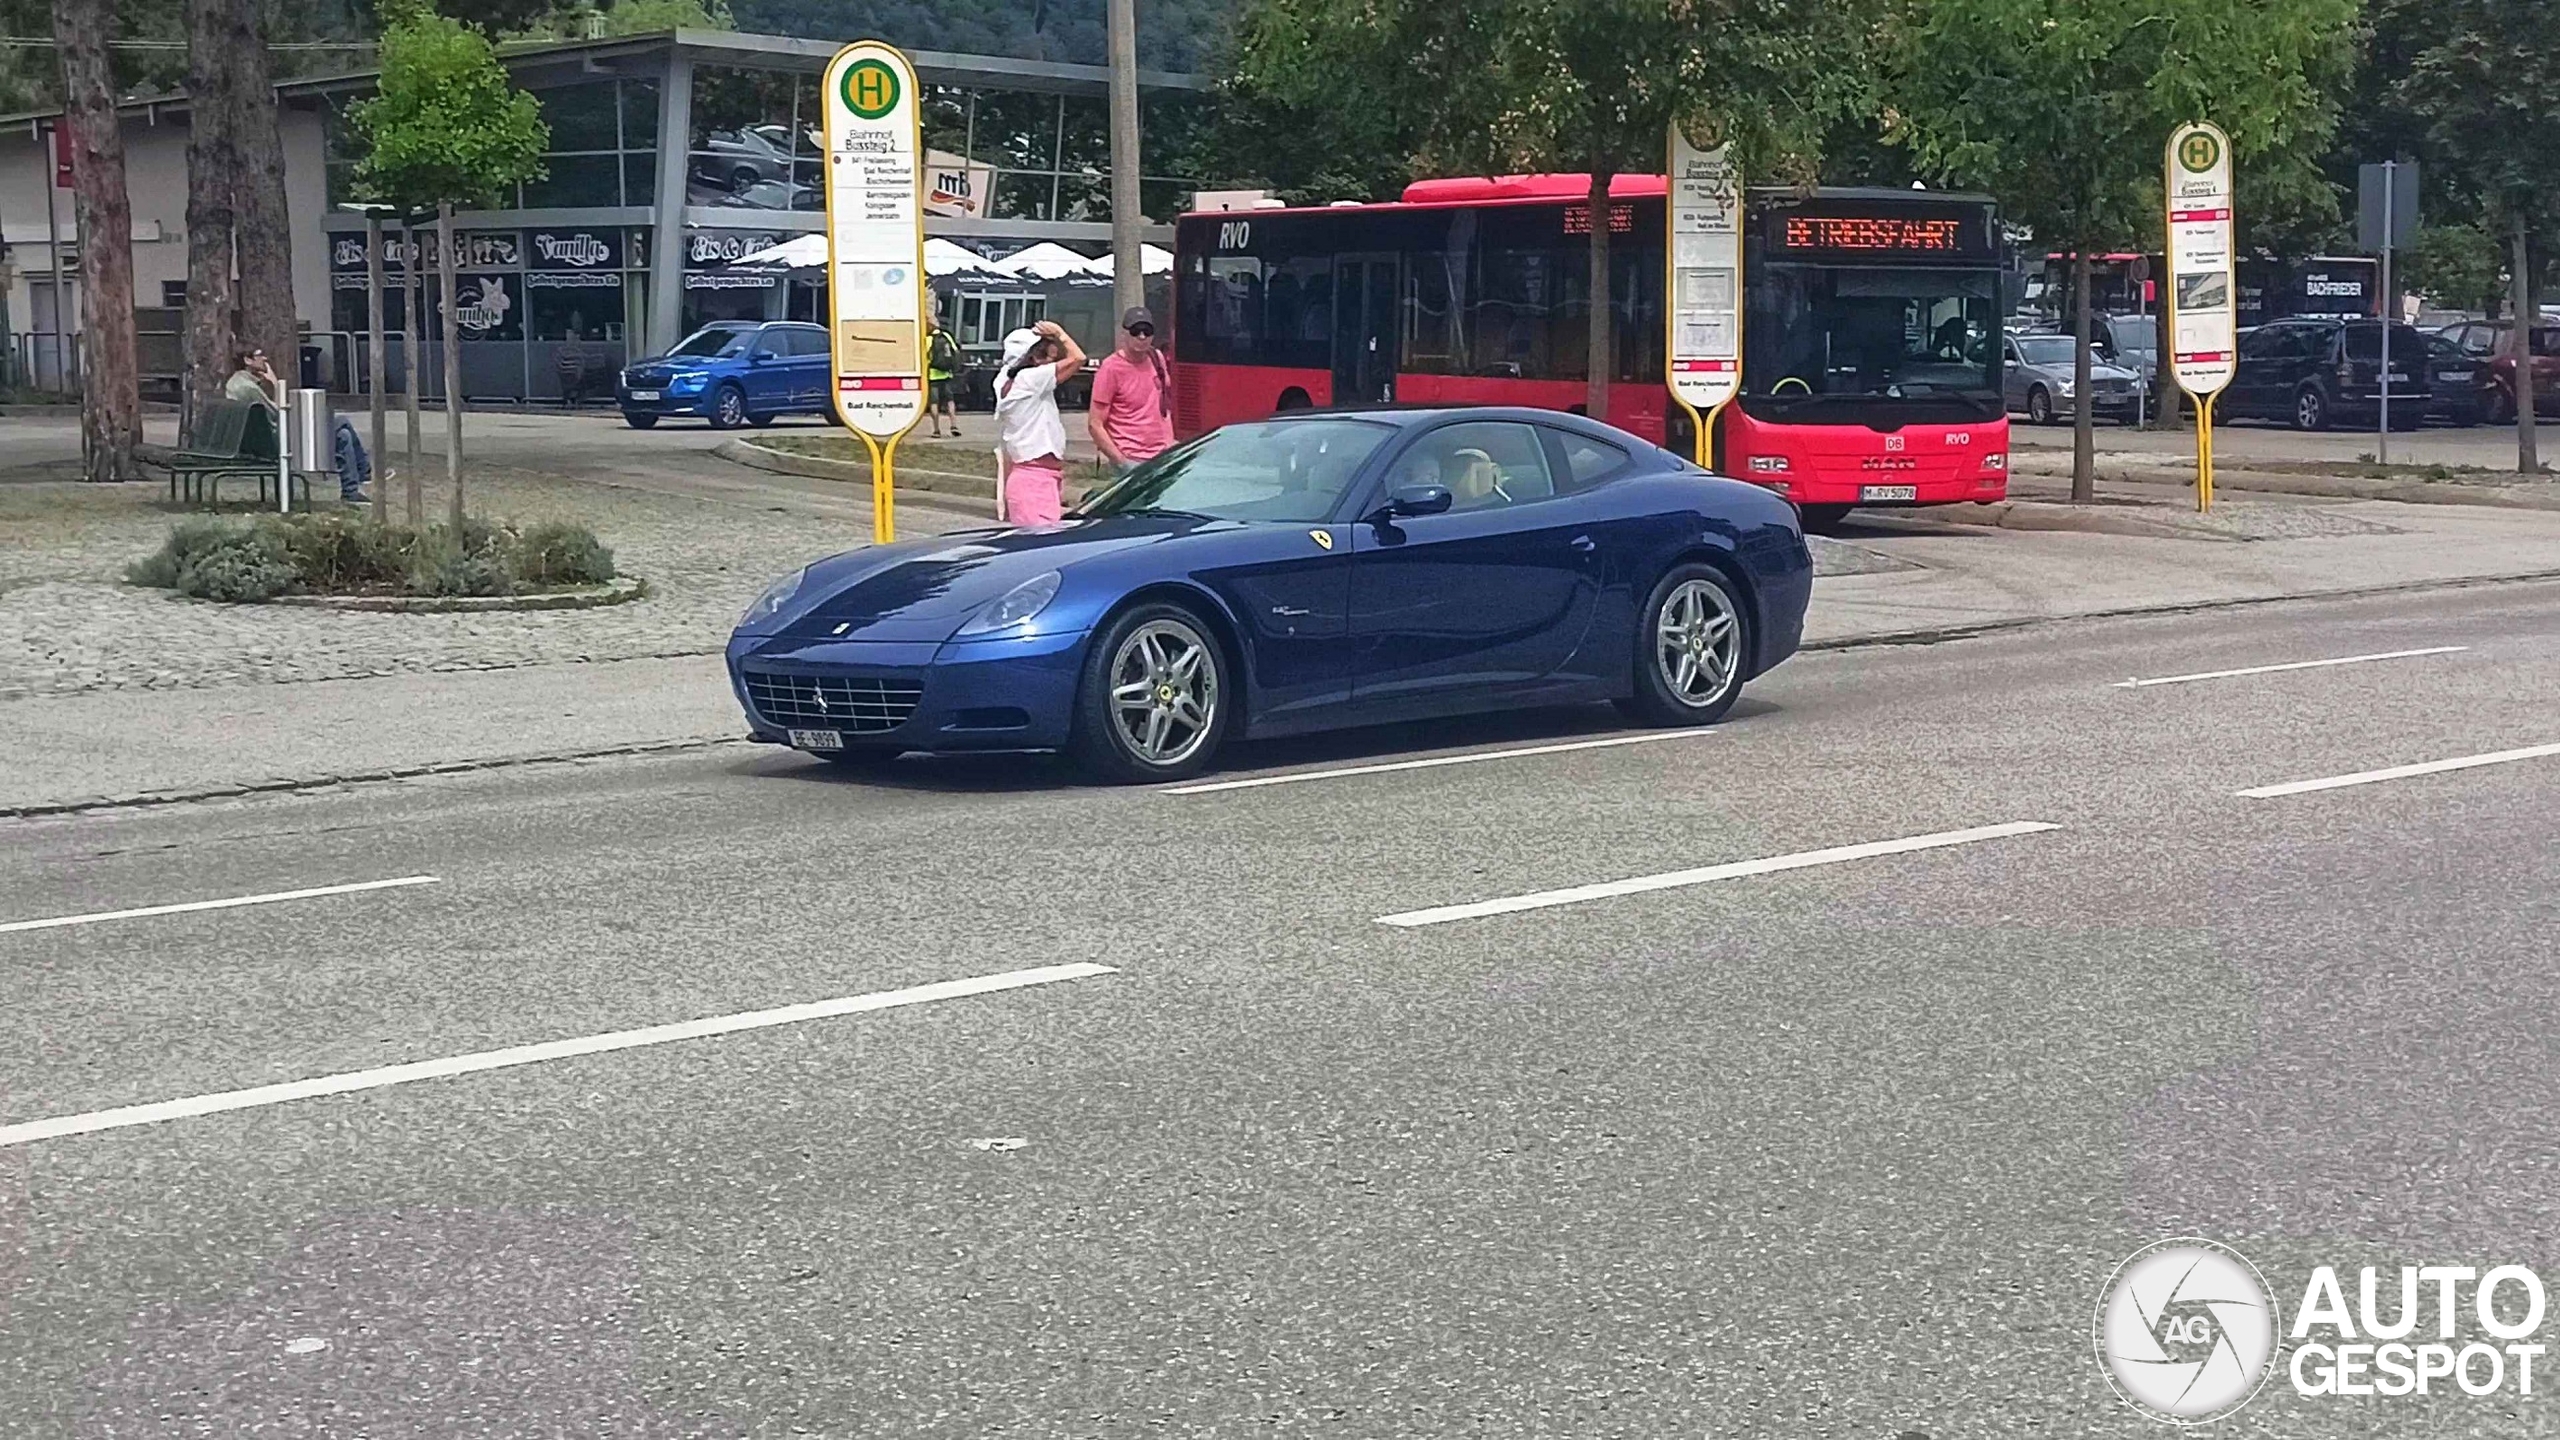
1121 306 1156 332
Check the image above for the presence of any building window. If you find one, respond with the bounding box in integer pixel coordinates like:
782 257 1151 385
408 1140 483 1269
161 281 188 308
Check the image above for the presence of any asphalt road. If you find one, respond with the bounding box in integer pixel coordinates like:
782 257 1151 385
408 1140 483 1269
4 580 2558 1437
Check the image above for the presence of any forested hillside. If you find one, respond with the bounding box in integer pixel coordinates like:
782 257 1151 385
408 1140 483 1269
727 0 1240 72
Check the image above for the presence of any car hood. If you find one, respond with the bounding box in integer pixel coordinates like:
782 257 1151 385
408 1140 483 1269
769 514 1237 632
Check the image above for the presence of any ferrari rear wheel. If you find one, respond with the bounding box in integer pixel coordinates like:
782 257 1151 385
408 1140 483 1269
1071 603 1229 783
1618 564 1750 727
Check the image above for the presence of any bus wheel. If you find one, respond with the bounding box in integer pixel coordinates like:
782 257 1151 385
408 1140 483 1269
1796 504 1853 536
1276 387 1312 412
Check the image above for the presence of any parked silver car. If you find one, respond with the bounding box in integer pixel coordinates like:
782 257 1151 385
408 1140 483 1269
2003 332 2143 424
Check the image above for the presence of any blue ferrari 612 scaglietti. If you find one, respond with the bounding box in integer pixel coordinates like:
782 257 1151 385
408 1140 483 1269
727 407 1813 783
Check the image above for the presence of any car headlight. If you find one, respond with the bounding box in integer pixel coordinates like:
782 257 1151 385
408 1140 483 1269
2056 380 2076 396
956 571 1062 636
1982 451 2008 472
670 371 709 394
739 566 808 628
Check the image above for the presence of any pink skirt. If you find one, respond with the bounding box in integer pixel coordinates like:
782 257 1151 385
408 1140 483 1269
1003 456 1065 526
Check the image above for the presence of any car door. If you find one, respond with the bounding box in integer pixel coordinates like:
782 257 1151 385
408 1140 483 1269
2001 339 2027 411
743 325 795 414
2230 328 2283 418
1348 419 1603 715
785 325 831 409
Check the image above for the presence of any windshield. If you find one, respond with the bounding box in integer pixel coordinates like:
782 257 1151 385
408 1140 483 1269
671 326 754 358
1078 419 1393 523
2013 336 2075 367
1745 264 2000 402
2104 318 2156 356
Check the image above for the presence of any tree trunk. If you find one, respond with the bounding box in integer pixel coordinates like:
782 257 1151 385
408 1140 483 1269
229 0 297 380
181 0 237 418
440 201 464 527
404 221 423 526
2071 249 2095 503
2516 219 2539 476
51 0 140 482
1585 166 1613 423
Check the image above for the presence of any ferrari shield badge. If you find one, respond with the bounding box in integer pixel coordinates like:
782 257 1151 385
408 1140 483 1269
1309 530 1334 550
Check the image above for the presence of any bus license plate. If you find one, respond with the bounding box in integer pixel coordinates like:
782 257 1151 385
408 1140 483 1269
1861 484 1918 502
787 728 844 751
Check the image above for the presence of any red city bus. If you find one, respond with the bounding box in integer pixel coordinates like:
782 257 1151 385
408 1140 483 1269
1170 174 2011 527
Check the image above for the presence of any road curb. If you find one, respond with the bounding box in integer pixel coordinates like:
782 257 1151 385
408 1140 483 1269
262 576 650 613
1802 565 2560 652
2014 457 2560 510
1923 500 2242 542
0 735 755 821
715 437 998 503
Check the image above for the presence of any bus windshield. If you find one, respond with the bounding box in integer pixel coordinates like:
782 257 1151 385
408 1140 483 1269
1078 419 1393 523
1745 264 1999 403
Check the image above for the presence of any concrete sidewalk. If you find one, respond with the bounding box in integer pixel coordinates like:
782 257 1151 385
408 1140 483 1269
8 428 2560 814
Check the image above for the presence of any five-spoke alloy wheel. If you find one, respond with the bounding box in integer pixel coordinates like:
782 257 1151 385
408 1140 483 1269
1620 563 1751 726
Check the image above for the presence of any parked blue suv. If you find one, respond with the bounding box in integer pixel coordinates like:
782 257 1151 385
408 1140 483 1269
618 320 832 429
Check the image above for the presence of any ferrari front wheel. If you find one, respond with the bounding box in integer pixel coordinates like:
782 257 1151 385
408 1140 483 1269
1071 603 1229 783
1618 563 1750 727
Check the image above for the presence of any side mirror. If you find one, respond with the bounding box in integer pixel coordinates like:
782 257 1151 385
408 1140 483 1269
1378 483 1453 520
752 348 780 364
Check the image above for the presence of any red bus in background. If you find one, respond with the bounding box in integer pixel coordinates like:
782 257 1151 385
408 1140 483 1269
1170 175 2011 528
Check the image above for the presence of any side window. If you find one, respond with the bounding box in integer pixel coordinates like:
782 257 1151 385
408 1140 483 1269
1553 430 1630 492
749 327 785 358
789 326 830 357
1387 422 1557 512
2238 329 2273 361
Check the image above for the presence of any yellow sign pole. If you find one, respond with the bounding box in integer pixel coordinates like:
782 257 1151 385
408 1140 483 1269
2197 394 2215 511
876 434 899 542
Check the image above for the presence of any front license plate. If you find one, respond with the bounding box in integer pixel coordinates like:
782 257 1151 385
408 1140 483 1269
629 390 661 401
2384 374 2410 385
1861 484 1918 502
787 727 844 751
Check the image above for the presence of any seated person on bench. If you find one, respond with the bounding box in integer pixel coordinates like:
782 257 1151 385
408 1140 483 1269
225 348 370 504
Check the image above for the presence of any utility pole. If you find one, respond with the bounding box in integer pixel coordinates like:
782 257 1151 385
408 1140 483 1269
2516 219 2540 476
403 219 423 525
439 200 464 527
1106 0 1143 321
365 211 387 523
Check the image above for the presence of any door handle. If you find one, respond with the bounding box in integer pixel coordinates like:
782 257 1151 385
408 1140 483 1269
1569 535 1597 553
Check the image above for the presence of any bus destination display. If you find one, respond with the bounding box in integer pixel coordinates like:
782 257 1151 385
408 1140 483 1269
1779 215 1966 254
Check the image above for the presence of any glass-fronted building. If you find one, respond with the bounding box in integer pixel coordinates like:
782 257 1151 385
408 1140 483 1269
303 29 1212 401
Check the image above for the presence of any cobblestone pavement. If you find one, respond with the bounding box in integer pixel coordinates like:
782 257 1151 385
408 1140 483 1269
0 464 981 700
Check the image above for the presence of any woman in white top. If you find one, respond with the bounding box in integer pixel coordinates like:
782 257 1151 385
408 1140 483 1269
992 320 1087 526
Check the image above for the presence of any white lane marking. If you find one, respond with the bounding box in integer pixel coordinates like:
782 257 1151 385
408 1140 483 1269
0 962 1117 1149
1164 729 1718 795
2235 742 2560 799
2113 646 2468 689
1375 821 2060 928
0 875 443 936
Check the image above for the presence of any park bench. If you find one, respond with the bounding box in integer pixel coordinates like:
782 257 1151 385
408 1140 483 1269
166 400 308 508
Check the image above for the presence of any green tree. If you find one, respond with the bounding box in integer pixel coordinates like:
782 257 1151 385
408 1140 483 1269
1891 0 2358 500
2402 221 2508 315
506 0 736 41
1239 0 1879 421
348 2 547 524
2389 0 2560 472
1214 0 1421 204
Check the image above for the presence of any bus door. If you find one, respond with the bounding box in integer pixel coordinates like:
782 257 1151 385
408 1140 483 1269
1332 254 1401 405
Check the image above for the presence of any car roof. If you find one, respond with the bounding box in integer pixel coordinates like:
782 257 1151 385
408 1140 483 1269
1272 403 1617 431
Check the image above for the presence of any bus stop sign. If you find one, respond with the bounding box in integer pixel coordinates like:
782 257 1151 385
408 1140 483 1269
2164 120 2237 398
821 41 927 440
1666 126 1742 417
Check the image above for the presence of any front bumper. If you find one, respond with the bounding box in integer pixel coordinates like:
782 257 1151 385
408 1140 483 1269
618 382 716 418
727 627 1091 753
1754 471 2009 507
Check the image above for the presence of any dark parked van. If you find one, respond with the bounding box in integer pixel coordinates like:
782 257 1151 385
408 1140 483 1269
2224 319 2432 431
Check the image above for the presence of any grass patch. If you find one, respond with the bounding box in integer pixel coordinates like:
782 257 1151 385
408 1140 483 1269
126 512 617 603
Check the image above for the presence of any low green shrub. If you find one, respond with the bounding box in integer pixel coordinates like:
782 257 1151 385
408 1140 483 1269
127 513 619 603
510 519 617 587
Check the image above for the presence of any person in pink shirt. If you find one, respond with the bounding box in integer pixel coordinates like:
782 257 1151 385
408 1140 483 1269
1087 306 1177 473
